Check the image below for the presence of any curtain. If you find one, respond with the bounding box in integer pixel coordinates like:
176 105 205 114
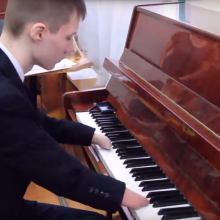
78 0 215 86
77 0 167 85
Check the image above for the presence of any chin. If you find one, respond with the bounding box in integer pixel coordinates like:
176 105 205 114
43 63 56 70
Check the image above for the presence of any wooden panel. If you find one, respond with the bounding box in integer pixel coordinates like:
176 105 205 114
120 49 220 137
125 4 220 111
38 51 93 112
0 0 7 19
63 88 109 116
24 182 60 205
103 59 220 219
40 73 64 112
0 0 7 12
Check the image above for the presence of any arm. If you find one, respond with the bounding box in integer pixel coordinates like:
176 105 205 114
0 110 125 213
39 111 95 145
39 111 113 150
38 113 149 209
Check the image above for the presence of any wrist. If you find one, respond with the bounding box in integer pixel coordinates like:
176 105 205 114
91 133 99 145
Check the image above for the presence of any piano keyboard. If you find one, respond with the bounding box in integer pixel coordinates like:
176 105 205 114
76 111 203 220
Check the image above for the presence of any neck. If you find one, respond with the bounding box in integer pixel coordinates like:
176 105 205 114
0 31 34 74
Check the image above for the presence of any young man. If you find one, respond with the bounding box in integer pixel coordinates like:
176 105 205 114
0 0 149 219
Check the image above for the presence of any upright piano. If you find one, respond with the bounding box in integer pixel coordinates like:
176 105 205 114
0 0 7 19
64 2 220 220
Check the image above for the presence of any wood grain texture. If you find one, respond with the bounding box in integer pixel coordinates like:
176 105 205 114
38 45 93 113
66 2 220 219
24 182 60 205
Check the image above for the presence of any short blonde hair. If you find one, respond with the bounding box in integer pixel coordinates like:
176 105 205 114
4 0 86 36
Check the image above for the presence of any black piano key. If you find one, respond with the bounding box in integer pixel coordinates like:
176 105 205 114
130 166 160 173
95 117 118 122
120 151 148 160
113 145 140 149
112 139 137 145
106 131 131 137
118 148 146 156
91 112 116 117
143 182 174 191
139 179 170 187
89 110 100 114
93 115 117 119
90 111 104 114
124 158 150 164
96 117 119 121
116 147 143 154
135 172 166 181
105 132 132 138
98 122 123 127
100 124 126 131
132 167 161 177
150 193 184 203
113 139 136 144
113 141 140 149
102 127 128 133
124 158 156 168
147 190 181 198
110 136 134 142
161 212 199 220
106 130 131 136
91 112 115 116
107 132 133 138
153 197 188 208
96 118 120 123
158 207 195 215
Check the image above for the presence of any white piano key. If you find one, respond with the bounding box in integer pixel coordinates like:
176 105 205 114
76 112 198 220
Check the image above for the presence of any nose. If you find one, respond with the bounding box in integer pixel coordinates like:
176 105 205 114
66 42 76 54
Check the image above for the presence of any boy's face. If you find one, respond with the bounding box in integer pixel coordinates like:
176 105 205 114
31 11 79 70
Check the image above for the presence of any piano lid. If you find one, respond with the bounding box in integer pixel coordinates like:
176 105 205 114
138 3 220 36
116 2 220 143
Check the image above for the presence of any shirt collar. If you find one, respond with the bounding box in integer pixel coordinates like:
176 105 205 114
0 41 24 82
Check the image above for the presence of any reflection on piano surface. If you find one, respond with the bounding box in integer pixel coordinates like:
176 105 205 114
64 2 220 220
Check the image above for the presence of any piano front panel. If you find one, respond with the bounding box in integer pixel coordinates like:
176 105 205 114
120 48 220 143
104 58 220 172
125 4 220 112
103 60 220 217
63 88 110 115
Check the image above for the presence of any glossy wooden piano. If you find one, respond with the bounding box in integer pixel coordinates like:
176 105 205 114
0 0 7 19
64 2 220 220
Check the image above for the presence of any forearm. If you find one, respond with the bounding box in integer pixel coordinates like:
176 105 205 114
40 112 95 145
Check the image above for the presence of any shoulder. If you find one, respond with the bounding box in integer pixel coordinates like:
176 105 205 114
0 74 28 114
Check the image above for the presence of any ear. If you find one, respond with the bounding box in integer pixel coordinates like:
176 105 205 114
30 23 47 42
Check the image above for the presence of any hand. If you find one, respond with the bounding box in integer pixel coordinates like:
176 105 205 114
121 188 149 210
91 133 112 150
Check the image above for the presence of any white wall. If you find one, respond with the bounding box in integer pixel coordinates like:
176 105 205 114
77 0 166 85
186 0 220 12
77 0 219 86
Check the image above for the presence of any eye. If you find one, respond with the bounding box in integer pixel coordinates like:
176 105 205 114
66 36 72 41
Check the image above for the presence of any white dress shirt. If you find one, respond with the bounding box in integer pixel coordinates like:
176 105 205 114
0 41 24 82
